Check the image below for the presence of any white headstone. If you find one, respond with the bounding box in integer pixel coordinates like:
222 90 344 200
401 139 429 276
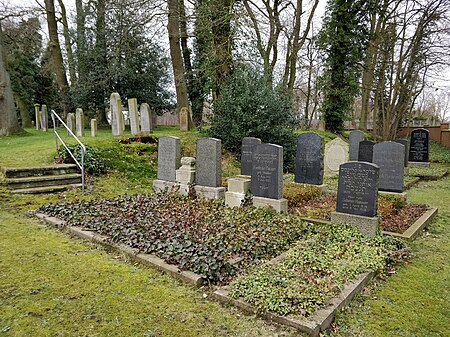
91 119 97 137
76 108 85 137
324 138 349 176
140 103 152 133
110 92 124 136
128 98 140 135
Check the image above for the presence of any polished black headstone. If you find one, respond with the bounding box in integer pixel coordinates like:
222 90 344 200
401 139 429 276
294 132 324 185
241 137 261 176
251 143 283 199
393 138 409 167
373 141 405 193
336 162 379 217
349 130 366 161
408 129 429 162
358 140 375 163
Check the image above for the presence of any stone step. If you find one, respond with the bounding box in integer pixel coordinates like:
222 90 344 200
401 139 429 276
10 184 83 195
5 173 82 190
1 164 79 179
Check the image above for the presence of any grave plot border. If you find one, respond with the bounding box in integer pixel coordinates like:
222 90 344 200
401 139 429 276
34 213 205 287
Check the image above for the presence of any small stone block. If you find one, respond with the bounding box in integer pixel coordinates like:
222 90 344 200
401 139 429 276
378 191 407 203
225 191 246 207
152 179 180 193
331 211 379 237
252 196 288 213
176 169 195 184
194 185 225 200
408 161 430 167
227 177 251 193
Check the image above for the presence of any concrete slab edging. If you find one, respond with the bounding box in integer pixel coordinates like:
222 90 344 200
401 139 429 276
212 272 374 336
34 213 205 287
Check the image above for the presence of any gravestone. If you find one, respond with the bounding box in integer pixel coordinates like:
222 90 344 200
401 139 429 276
128 98 140 135
294 132 324 185
349 130 366 161
324 138 349 176
34 104 41 130
157 136 181 182
393 138 409 167
66 113 75 136
195 138 225 199
358 140 375 163
373 141 405 193
140 103 152 133
179 107 189 132
40 105 48 131
241 137 261 176
251 143 287 212
408 129 429 165
175 157 196 195
331 162 380 237
76 108 85 137
91 119 97 137
110 92 124 136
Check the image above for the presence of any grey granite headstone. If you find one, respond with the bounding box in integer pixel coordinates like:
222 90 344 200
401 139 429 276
157 136 181 181
349 130 366 161
241 137 261 176
251 143 283 199
393 138 409 167
66 113 75 136
196 138 222 187
110 92 124 136
140 103 152 133
336 162 379 217
373 141 405 193
358 140 375 163
76 108 85 137
294 132 324 185
408 129 429 163
128 98 140 135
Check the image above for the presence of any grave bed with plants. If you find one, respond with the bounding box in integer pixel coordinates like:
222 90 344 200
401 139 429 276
37 192 407 334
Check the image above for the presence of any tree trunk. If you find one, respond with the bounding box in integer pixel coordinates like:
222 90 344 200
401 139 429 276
58 0 77 84
44 0 71 117
0 25 21 136
76 0 87 85
16 96 32 128
94 0 107 124
168 0 189 115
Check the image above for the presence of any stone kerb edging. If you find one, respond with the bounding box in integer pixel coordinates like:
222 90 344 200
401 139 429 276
213 272 374 337
381 207 438 241
34 213 205 287
300 207 438 241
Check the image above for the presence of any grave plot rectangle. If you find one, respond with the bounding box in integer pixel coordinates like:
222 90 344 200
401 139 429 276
349 130 366 161
251 144 283 199
373 141 405 193
408 129 429 163
241 137 261 176
336 162 379 217
358 140 375 163
393 138 409 167
294 132 324 185
157 136 181 181
196 138 222 187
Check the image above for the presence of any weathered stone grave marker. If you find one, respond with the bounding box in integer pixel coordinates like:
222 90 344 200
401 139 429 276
294 132 324 185
195 138 225 199
373 141 405 193
179 107 190 132
393 138 409 167
153 136 181 192
175 157 196 195
251 143 287 213
128 98 140 136
140 103 152 133
331 162 380 237
66 113 75 136
34 104 41 130
91 119 97 137
358 140 375 163
241 137 261 176
408 128 429 166
110 92 124 136
349 130 366 161
76 108 85 137
40 104 48 131
324 137 349 176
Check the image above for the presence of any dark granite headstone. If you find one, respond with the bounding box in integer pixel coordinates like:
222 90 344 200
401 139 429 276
157 136 181 181
294 132 324 185
349 130 366 161
358 140 375 163
241 137 261 176
196 138 222 187
373 141 405 193
251 144 283 199
336 162 379 217
393 138 409 167
408 129 429 162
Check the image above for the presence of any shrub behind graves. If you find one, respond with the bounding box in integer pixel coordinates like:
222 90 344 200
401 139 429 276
283 183 322 207
208 65 298 172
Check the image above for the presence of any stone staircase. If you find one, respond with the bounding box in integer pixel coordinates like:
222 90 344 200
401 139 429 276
1 164 82 194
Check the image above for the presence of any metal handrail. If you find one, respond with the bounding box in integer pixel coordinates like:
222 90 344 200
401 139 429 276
51 110 86 191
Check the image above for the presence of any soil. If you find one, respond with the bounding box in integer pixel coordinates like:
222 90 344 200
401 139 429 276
290 194 429 234
119 136 157 144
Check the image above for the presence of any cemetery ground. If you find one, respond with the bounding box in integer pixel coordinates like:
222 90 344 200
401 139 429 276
0 127 449 336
